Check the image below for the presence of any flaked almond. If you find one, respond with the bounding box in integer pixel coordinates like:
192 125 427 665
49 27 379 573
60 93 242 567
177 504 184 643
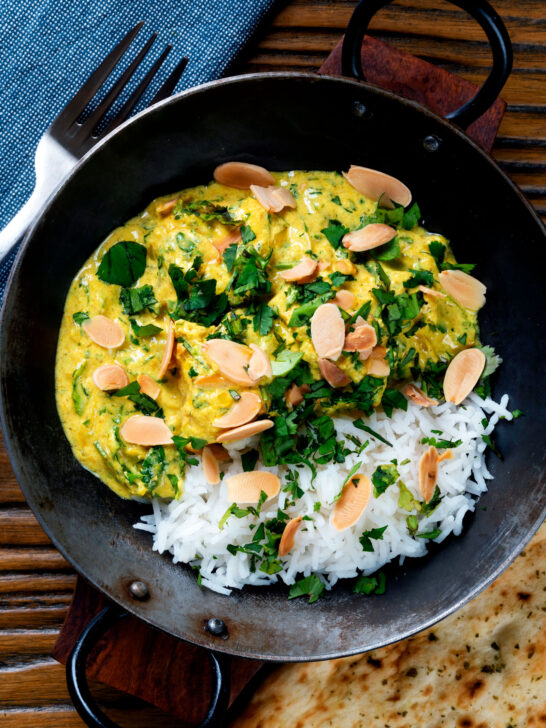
157 198 177 217
342 223 396 253
367 346 390 378
120 415 173 446
404 383 437 407
226 471 280 504
438 449 454 462
208 443 232 462
248 344 272 382
278 515 303 557
213 391 262 429
204 339 254 386
213 228 242 254
333 289 355 311
216 419 274 443
332 474 371 531
443 348 486 405
419 446 439 503
439 270 486 310
214 161 275 189
285 382 310 407
158 319 175 379
92 364 129 391
419 285 446 299
137 374 160 400
319 358 350 388
343 165 411 209
333 259 355 275
310 303 345 360
359 347 374 362
82 316 124 349
279 257 318 283
344 322 377 352
195 373 228 388
202 446 220 485
250 185 296 213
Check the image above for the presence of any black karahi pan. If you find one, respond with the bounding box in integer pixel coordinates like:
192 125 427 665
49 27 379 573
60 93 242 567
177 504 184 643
1 0 545 725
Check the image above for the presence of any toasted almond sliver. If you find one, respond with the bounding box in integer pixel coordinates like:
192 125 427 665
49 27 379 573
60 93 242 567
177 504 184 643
120 415 173 446
216 419 274 443
226 471 280 504
333 289 355 311
359 347 374 362
195 373 228 388
404 383 437 407
208 443 232 462
248 344 272 382
137 374 161 400
419 285 446 299
213 391 262 429
344 322 377 352
439 270 486 310
157 198 177 217
285 382 310 407
438 449 454 462
332 474 371 531
279 257 318 283
202 446 220 485
419 446 439 503
318 358 350 388
158 319 175 379
82 316 125 349
333 259 355 275
278 516 303 557
443 348 486 405
204 339 254 386
342 223 396 253
343 165 411 209
310 303 345 361
213 228 242 254
213 162 275 189
250 185 296 213
92 364 129 391
367 346 390 378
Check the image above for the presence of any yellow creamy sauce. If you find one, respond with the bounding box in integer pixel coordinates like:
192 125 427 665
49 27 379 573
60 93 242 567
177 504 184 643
55 171 478 499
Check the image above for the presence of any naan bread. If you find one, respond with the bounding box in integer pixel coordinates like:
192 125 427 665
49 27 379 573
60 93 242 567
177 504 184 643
232 523 545 728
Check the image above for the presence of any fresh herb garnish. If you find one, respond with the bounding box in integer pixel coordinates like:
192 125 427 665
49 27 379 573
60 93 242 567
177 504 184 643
353 419 393 447
371 464 399 497
241 449 259 472
113 380 163 417
353 570 386 595
119 284 157 315
321 220 349 249
252 301 276 336
359 525 388 552
421 436 462 449
73 311 89 325
129 319 162 338
416 528 441 540
288 574 325 603
97 241 146 287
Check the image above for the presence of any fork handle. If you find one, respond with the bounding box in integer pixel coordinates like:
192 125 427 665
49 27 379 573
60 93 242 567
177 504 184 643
0 188 47 261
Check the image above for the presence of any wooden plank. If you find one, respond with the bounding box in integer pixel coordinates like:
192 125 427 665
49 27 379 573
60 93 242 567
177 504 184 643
0 574 76 595
0 708 174 728
0 607 68 630
0 548 71 572
0 630 59 654
0 511 51 546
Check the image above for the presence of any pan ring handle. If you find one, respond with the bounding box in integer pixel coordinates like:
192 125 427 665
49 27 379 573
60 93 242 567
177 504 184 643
341 0 513 130
66 604 231 728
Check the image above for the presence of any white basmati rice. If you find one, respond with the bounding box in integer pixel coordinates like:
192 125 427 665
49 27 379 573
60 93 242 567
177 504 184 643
135 392 511 595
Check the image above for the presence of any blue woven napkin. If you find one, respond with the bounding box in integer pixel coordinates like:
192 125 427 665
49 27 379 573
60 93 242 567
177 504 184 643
0 0 279 301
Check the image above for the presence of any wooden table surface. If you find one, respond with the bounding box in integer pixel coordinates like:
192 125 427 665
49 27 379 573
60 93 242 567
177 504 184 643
1 1 544 725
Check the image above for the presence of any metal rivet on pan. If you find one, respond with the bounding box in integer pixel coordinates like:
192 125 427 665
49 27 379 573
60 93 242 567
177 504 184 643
129 580 149 600
423 135 441 152
353 101 371 119
205 617 227 636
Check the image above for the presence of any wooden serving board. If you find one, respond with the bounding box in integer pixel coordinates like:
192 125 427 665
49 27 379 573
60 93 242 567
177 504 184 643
52 31 506 726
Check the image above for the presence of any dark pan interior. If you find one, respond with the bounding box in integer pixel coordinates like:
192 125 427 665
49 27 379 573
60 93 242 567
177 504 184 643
1 73 545 661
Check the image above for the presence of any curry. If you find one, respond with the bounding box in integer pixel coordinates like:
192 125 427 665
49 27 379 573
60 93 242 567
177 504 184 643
55 164 483 500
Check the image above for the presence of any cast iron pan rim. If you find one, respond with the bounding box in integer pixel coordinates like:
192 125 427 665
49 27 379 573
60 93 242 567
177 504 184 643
1 71 545 662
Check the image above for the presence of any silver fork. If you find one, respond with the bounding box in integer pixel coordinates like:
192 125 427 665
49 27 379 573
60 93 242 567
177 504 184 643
0 22 188 261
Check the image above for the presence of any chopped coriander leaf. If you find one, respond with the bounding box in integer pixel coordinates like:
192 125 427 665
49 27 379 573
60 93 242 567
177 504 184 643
223 243 238 272
140 446 165 493
219 503 253 530
403 269 434 289
252 301 276 336
97 241 146 287
511 409 524 419
119 284 157 315
271 350 303 377
359 525 388 552
73 311 89 325
129 319 162 338
329 271 351 288
112 380 163 417
288 292 334 327
241 449 259 472
420 486 443 516
398 481 420 512
370 237 400 261
482 434 503 459
353 419 393 447
240 224 256 244
402 202 421 229
421 436 462 449
478 345 503 379
353 570 386 595
381 389 408 418
174 199 240 226
347 300 372 327
428 240 446 267
288 574 325 603
416 528 441 540
372 464 399 497
166 473 179 496
321 220 350 249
